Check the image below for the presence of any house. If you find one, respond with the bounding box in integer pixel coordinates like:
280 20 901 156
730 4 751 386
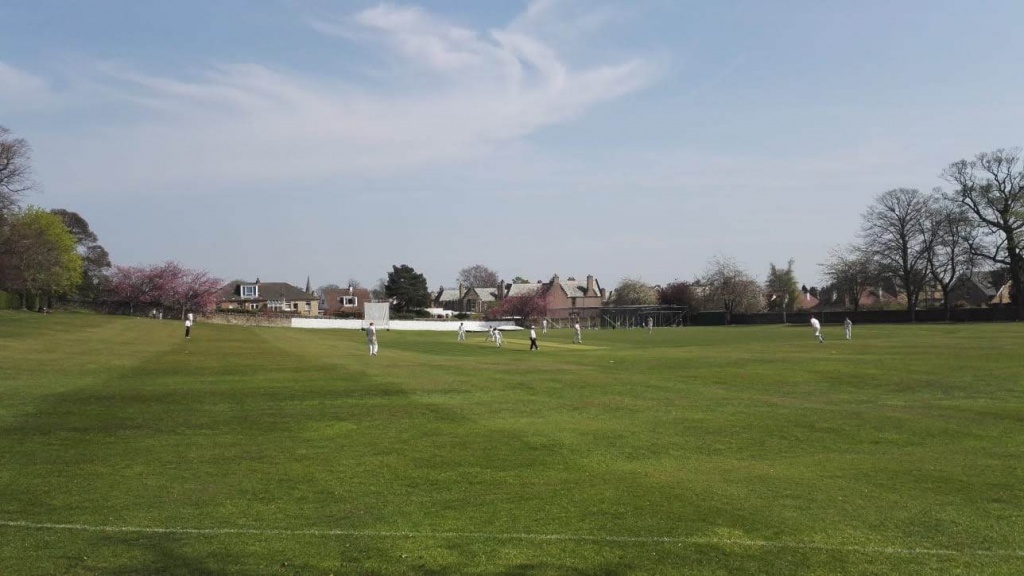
432 274 609 319
217 279 320 316
944 274 997 308
433 283 501 314
990 281 1014 306
541 274 608 319
320 286 372 317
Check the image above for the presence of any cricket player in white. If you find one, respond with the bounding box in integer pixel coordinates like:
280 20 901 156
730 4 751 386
646 317 654 334
367 322 378 355
810 315 824 343
844 317 852 340
494 327 502 348
487 327 495 342
542 319 547 334
529 325 538 350
573 321 582 344
457 322 466 341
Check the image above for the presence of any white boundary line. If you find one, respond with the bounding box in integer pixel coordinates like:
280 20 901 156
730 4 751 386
1 520 1021 558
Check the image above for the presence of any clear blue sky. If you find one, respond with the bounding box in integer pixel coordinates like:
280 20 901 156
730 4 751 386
3 0 1023 290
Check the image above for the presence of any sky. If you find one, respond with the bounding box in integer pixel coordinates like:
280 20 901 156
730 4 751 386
3 0 1024 291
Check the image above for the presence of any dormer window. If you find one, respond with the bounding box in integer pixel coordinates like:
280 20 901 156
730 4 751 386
241 284 259 298
342 296 357 307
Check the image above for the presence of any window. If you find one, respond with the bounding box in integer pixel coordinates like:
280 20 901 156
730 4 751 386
342 296 357 307
304 302 311 311
241 284 258 298
292 302 299 311
248 303 259 310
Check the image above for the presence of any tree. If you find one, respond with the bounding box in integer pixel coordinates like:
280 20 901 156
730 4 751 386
316 283 341 298
764 259 801 312
942 148 1024 314
926 194 981 319
821 245 881 312
163 263 223 318
105 262 220 316
699 256 763 322
0 126 34 218
105 265 156 315
0 208 83 307
385 264 430 312
658 281 700 312
50 208 111 300
511 276 531 284
458 264 499 288
860 188 932 320
346 278 363 289
486 291 549 325
370 278 387 302
610 277 657 306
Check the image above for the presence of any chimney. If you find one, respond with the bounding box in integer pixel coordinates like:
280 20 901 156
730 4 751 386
586 274 594 295
497 279 505 300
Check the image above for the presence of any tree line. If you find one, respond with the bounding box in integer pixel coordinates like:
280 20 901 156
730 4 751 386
0 125 221 315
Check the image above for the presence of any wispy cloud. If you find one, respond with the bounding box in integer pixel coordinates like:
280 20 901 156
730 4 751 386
20 1 659 195
0 62 54 111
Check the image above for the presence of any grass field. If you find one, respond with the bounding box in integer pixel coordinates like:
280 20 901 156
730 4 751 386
1 311 1022 575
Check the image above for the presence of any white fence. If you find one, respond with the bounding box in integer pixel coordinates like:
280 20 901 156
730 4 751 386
291 318 520 331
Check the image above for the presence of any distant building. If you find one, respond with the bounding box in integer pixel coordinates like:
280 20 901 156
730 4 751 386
320 286 372 316
217 279 319 316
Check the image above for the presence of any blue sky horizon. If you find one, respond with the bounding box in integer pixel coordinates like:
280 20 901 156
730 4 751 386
3 0 1023 291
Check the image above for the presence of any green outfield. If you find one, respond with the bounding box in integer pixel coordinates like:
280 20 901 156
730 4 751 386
0 311 1022 575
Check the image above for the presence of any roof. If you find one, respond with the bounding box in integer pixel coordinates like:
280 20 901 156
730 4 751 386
506 282 543 298
218 281 315 301
435 288 462 302
465 286 497 302
321 287 371 306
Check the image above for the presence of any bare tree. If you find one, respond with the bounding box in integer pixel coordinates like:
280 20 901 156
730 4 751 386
860 188 932 320
926 192 981 319
820 244 881 312
942 148 1024 314
700 256 763 323
0 126 34 217
457 264 499 288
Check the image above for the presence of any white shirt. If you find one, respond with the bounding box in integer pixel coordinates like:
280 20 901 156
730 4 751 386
574 323 581 332
185 319 192 328
187 313 194 322
844 319 852 328
530 328 537 339
810 318 821 330
367 325 377 340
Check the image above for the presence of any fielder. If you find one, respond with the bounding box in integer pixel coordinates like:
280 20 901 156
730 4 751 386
844 317 852 340
810 315 824 343
494 327 503 348
542 319 547 334
367 322 379 356
529 325 539 350
457 322 466 342
572 321 582 344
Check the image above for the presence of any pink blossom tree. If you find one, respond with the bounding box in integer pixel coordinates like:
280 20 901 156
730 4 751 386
486 291 549 326
106 262 220 316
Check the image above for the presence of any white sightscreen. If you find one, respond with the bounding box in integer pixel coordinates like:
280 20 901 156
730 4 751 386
363 302 390 329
